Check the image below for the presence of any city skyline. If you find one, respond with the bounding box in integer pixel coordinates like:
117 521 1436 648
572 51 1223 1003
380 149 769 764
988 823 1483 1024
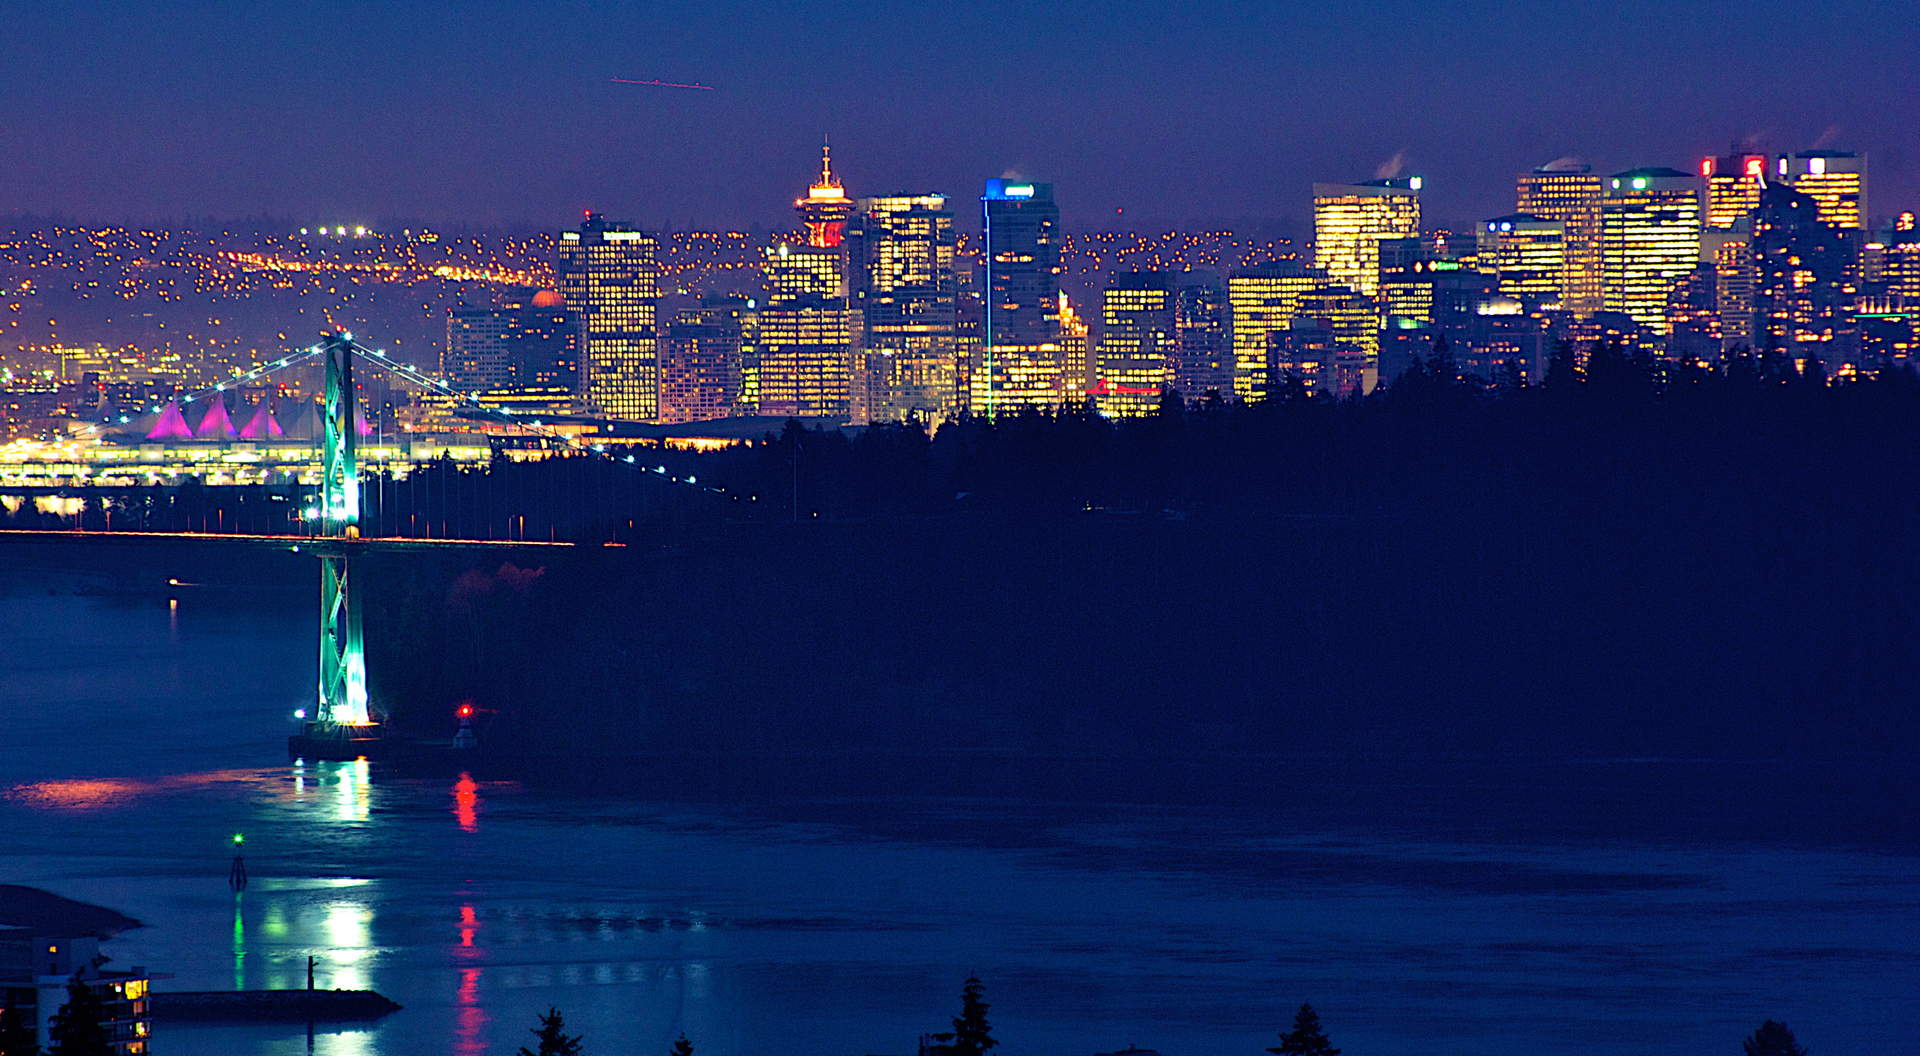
0 2 1912 227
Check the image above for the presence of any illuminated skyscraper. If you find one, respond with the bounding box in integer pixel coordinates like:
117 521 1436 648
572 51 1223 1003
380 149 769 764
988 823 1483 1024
557 212 661 421
1884 213 1920 301
1478 214 1566 308
661 298 749 424
1173 272 1231 400
1783 150 1866 230
978 178 1064 414
754 300 859 419
1600 168 1702 334
1710 229 1757 350
1096 272 1177 418
1227 261 1323 399
849 193 960 422
1276 285 1379 397
1752 182 1858 359
797 140 856 249
1313 178 1421 297
1701 152 1769 229
766 241 847 303
1059 293 1092 404
1516 163 1605 317
443 292 582 405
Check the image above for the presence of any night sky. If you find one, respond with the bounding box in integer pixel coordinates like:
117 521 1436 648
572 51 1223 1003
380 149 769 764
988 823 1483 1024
1 0 1911 230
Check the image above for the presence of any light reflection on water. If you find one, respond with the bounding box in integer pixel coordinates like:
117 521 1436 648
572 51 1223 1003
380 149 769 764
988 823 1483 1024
2 591 1918 1056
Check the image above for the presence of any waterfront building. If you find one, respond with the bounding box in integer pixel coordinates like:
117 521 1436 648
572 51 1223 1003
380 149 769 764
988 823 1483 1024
849 193 960 422
1783 150 1866 230
0 931 151 1055
1312 178 1422 297
1478 214 1566 308
1600 168 1702 334
443 291 581 405
1096 272 1177 418
978 179 1064 414
557 212 661 421
1227 261 1323 400
1516 162 1605 318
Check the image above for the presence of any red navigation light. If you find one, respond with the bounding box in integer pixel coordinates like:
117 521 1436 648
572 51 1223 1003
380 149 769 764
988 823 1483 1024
456 704 475 719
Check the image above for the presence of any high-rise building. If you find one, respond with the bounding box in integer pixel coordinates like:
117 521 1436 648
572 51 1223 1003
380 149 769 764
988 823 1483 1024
1664 264 1723 362
978 179 1064 414
1227 261 1323 399
557 212 661 421
1752 182 1858 360
1096 272 1177 418
660 297 750 424
1599 168 1702 334
1516 163 1605 318
797 141 856 249
1883 212 1920 302
443 292 582 406
849 193 960 422
1276 285 1379 397
1478 214 1566 308
1709 228 1757 350
1701 152 1769 229
1783 150 1866 230
1312 178 1421 297
754 299 860 419
1059 293 1092 405
1173 272 1231 400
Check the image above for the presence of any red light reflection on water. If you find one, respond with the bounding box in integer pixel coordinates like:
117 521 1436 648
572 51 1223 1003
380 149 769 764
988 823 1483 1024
452 772 480 833
454 903 488 1056
7 768 288 811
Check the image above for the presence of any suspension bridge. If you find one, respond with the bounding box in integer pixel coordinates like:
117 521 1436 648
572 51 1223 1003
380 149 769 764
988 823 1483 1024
2 331 736 759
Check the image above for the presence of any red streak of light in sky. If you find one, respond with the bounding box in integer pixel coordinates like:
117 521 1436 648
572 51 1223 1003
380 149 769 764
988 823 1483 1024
610 78 715 91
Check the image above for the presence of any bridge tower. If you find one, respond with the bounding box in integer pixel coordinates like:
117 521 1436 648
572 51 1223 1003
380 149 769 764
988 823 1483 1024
293 333 381 757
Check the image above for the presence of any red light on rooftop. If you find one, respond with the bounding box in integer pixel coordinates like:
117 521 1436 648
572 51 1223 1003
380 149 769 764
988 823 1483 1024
456 703 474 719
1700 158 1714 177
1745 158 1764 177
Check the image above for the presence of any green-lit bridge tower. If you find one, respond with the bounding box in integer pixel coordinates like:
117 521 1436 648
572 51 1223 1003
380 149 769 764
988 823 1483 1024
292 332 380 758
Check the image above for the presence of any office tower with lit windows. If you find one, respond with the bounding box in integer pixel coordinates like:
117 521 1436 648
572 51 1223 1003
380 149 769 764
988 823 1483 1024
1275 285 1379 397
1227 261 1324 399
1665 264 1723 361
1752 182 1858 360
1702 152 1769 229
557 212 661 420
1710 230 1757 350
1516 163 1605 317
1784 150 1866 230
753 299 859 419
444 292 582 406
1884 213 1920 301
1312 178 1421 297
1599 168 1702 334
978 178 1064 413
660 297 751 424
1095 272 1177 418
848 193 960 422
1478 214 1566 308
1173 272 1231 400
1059 293 1092 403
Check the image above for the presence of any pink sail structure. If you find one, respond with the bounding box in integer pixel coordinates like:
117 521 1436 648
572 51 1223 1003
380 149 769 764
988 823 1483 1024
238 401 285 439
195 398 237 439
147 399 194 441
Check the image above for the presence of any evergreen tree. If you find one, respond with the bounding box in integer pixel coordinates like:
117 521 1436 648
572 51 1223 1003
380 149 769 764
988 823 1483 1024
47 977 110 1056
1267 1002 1340 1056
670 1033 694 1056
929 975 997 1056
516 1007 584 1056
0 1004 41 1056
1743 1020 1807 1056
